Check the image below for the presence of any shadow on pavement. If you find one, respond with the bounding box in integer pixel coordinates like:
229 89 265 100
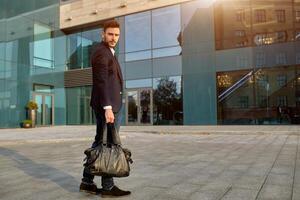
0 147 81 193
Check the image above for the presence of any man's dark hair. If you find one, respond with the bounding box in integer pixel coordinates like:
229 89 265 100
103 20 120 32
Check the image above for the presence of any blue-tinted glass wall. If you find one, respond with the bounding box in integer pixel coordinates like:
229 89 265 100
0 0 66 128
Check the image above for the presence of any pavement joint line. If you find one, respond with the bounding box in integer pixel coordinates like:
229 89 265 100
291 135 299 200
121 130 300 135
254 135 289 200
218 186 233 200
0 136 121 146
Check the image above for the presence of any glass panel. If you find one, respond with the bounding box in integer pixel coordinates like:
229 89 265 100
66 86 94 125
217 66 300 125
152 46 182 58
44 95 53 125
125 11 151 53
126 78 152 89
82 28 101 68
152 5 181 49
34 84 52 93
33 23 53 69
34 94 43 126
127 91 138 123
140 89 151 124
214 1 294 50
125 50 151 62
80 96 93 124
153 76 183 125
67 32 82 70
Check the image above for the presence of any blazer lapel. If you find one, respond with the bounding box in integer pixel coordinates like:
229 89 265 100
102 42 124 86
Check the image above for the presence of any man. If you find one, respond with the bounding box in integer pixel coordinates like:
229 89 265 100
79 20 131 197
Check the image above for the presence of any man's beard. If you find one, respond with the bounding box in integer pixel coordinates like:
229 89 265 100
103 38 116 48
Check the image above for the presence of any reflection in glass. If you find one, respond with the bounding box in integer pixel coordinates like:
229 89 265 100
34 94 43 126
152 46 181 58
124 6 181 62
127 91 138 123
125 50 151 62
33 23 53 69
217 66 300 125
152 5 181 48
67 32 82 70
140 89 151 124
66 28 101 69
126 78 152 89
44 95 53 125
214 1 296 50
80 95 93 124
82 28 101 68
66 86 95 125
125 11 151 52
153 76 183 125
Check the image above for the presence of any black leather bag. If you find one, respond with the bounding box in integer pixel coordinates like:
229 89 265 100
83 123 133 177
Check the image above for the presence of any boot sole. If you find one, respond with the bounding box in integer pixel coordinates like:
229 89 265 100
101 194 131 198
79 188 97 195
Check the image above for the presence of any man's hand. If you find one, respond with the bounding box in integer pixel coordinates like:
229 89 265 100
105 109 114 123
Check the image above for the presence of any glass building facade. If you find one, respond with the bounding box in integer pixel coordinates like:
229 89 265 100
0 0 300 128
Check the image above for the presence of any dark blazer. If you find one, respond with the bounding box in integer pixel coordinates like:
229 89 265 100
90 41 124 113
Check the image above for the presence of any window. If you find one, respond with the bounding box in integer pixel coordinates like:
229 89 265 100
235 30 246 37
255 9 266 23
33 23 53 69
125 6 181 62
236 10 245 22
296 52 300 64
81 28 101 68
256 52 266 67
276 53 287 65
277 96 287 106
236 56 248 68
125 79 152 89
236 41 248 47
33 84 53 93
296 11 300 23
239 96 249 108
257 74 268 88
275 10 285 23
152 5 181 58
66 28 101 69
153 76 183 125
125 11 151 61
277 75 287 87
258 95 267 108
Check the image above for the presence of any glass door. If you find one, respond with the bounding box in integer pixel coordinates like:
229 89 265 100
35 94 43 126
33 93 54 126
125 88 153 125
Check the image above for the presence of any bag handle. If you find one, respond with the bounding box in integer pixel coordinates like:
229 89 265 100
102 123 122 145
102 122 109 145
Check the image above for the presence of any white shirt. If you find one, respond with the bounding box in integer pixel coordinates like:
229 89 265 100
103 48 115 110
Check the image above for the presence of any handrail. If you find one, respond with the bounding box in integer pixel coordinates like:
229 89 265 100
218 70 255 103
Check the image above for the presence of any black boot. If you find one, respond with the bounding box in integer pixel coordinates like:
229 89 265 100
79 182 100 194
100 186 131 197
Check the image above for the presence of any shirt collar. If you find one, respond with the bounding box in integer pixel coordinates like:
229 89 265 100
110 48 115 56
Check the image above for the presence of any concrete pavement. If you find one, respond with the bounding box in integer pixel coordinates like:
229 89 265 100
0 126 300 200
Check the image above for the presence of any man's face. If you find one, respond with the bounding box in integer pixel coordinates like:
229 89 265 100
102 27 120 48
